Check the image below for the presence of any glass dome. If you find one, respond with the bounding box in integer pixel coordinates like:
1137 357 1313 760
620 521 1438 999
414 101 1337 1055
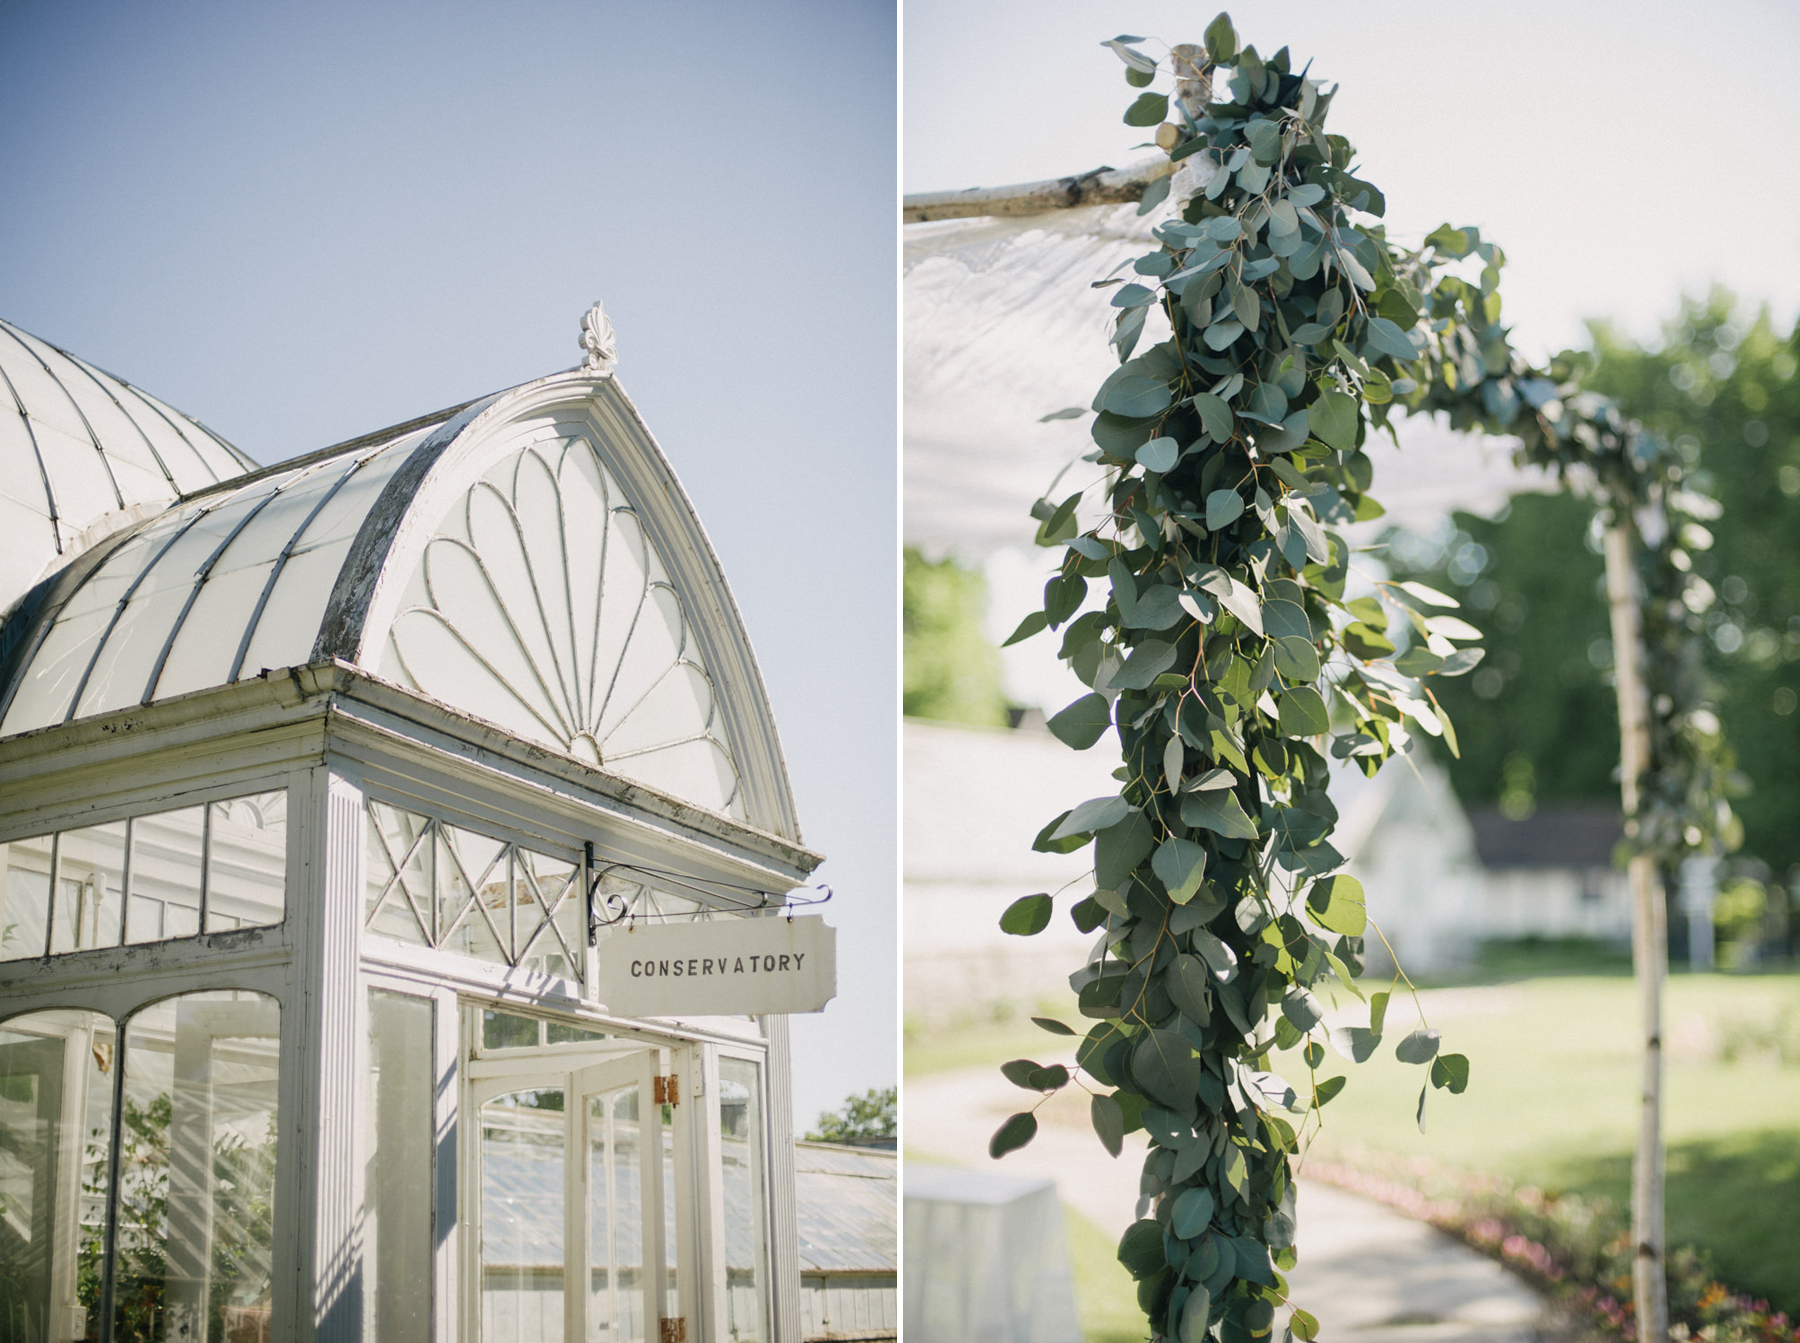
0 317 256 618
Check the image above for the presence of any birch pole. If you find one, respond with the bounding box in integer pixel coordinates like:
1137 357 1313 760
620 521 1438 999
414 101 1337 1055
1603 518 1669 1343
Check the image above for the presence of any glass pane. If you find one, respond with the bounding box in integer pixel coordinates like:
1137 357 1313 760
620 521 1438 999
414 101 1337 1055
517 849 581 981
366 801 433 946
659 1105 678 1328
483 1009 541 1052
0 1009 117 1342
50 821 126 953
365 991 433 1343
124 806 203 945
115 991 280 1342
1 833 54 961
205 791 287 933
440 825 509 966
480 1088 566 1342
546 1021 605 1046
720 1059 766 1343
608 1089 645 1343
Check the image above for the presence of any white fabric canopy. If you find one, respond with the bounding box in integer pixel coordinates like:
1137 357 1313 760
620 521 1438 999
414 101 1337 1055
903 204 1552 559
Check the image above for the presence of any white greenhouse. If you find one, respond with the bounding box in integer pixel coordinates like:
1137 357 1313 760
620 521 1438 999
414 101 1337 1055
0 308 827 1343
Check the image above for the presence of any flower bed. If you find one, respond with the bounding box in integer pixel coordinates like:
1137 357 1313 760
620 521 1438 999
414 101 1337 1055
1304 1152 1797 1343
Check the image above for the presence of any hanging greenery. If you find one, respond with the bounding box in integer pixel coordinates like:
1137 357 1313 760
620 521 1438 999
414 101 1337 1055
991 15 1734 1343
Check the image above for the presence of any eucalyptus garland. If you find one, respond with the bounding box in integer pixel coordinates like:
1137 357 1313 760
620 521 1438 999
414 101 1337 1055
988 15 1733 1343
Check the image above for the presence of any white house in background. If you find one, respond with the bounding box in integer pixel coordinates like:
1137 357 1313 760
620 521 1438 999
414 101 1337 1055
0 307 829 1343
1462 805 1630 943
903 717 1119 1027
904 719 1631 1021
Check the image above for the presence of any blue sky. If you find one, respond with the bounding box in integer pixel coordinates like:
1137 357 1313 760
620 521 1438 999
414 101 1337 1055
0 0 897 1127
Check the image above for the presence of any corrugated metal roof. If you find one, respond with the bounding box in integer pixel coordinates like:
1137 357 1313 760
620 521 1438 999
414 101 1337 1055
795 1142 896 1273
473 1132 896 1275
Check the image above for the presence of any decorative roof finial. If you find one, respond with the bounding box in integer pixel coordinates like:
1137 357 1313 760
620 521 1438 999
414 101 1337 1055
580 300 617 375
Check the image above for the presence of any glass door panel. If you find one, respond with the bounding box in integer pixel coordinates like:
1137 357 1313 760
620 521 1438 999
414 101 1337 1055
478 1087 567 1343
573 1055 657 1343
472 1047 680 1343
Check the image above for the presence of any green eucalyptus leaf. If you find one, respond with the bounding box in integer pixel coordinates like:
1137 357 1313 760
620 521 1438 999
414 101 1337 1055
1096 809 1158 889
1167 953 1213 1020
1153 835 1210 903
1190 928 1239 981
1125 92 1171 127
1048 694 1113 749
1052 795 1133 839
1133 1028 1201 1110
1395 1028 1442 1065
1138 436 1180 472
1092 1093 1126 1156
1365 315 1421 363
1033 811 1089 855
1003 610 1049 646
1431 1052 1470 1093
1244 381 1288 424
1000 893 1054 936
1273 635 1320 682
1171 1187 1216 1239
1118 1218 1167 1278
1181 789 1259 840
1203 12 1237 61
1440 648 1486 676
1193 392 1235 442
1206 489 1246 529
1102 37 1158 73
1277 686 1330 736
1307 391 1358 452
1001 1058 1045 1089
1261 598 1311 642
989 1111 1038 1158
1180 1286 1213 1343
1370 990 1390 1035
1033 1016 1078 1036
1112 639 1180 690
1281 988 1323 1032
1105 375 1174 417
1203 319 1245 351
1305 873 1366 935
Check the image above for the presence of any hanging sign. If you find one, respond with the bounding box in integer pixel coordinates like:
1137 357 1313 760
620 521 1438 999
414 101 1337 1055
594 915 837 1017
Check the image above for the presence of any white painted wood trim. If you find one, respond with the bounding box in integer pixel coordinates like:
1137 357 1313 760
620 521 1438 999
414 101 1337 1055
761 1016 801 1343
289 770 368 1340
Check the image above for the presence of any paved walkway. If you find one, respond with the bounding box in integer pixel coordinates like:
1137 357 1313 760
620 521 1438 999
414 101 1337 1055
907 1065 1549 1343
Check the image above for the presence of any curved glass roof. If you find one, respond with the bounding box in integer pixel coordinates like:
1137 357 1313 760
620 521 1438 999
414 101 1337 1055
0 377 764 827
0 426 428 734
0 317 256 615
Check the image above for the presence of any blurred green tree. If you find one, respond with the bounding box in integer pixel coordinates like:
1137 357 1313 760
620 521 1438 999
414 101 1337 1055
902 548 1011 726
806 1087 896 1143
1390 291 1800 883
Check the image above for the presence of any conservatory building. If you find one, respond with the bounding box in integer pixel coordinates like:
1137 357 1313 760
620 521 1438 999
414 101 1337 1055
0 309 828 1343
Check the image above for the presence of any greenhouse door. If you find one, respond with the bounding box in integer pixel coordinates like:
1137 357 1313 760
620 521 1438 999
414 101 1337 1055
472 1048 684 1343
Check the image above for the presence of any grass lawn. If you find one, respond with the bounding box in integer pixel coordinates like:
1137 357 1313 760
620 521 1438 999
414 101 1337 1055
1065 1202 1152 1343
1281 968 1800 1315
907 963 1800 1323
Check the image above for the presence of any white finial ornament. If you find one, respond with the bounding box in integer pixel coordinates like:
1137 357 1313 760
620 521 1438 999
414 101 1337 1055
580 300 618 375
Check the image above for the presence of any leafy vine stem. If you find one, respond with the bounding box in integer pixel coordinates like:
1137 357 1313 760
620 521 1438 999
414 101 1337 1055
987 15 1733 1343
